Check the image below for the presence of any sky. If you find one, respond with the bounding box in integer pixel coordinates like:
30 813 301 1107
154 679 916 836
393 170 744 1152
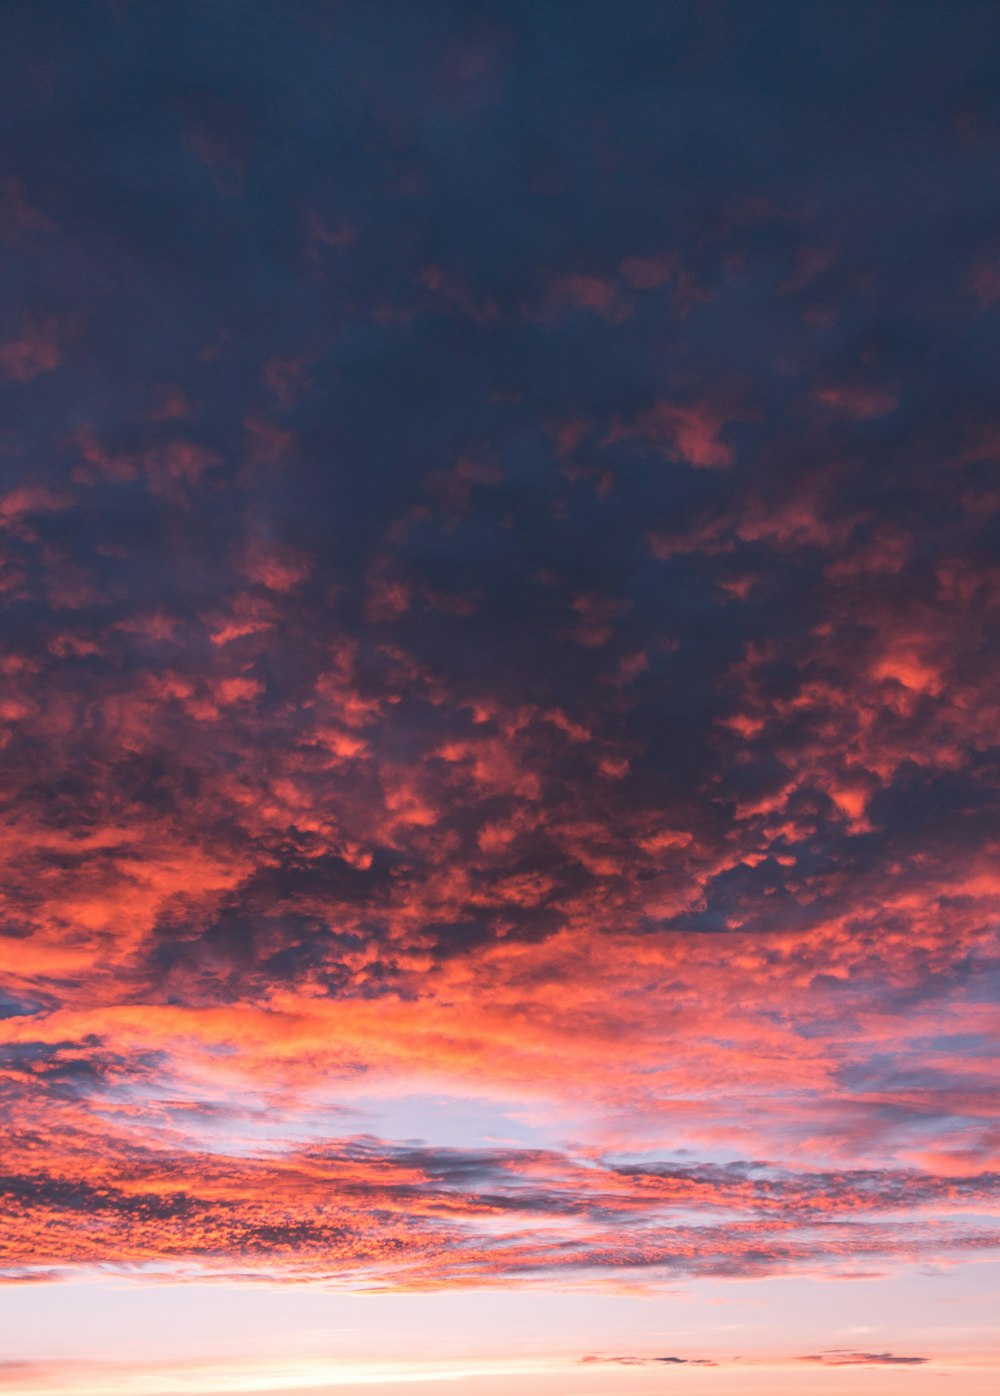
1 1 1000 1392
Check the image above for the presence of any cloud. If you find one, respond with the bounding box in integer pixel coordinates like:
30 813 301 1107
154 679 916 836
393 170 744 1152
0 314 68 381
580 1354 716 1367
0 0 997 1319
607 399 739 468
799 1351 928 1366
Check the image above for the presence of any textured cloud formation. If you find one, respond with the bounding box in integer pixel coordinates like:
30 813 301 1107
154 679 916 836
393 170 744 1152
0 0 999 1347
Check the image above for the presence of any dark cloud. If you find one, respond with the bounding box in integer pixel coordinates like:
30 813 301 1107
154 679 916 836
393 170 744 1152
799 1351 928 1366
580 1354 716 1367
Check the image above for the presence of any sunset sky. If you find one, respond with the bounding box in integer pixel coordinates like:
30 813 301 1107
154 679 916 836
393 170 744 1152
2 2 1000 1393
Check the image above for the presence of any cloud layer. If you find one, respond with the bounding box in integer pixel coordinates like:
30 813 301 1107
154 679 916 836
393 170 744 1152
0 1 998 1353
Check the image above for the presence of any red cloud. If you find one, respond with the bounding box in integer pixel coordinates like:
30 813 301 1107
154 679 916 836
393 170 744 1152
0 314 67 381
